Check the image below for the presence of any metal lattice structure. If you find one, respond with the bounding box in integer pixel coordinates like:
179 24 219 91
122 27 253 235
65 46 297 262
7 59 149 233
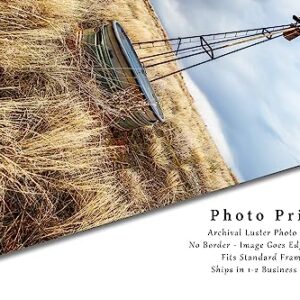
134 15 300 82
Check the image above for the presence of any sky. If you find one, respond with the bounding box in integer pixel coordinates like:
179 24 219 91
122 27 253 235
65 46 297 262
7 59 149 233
150 0 300 182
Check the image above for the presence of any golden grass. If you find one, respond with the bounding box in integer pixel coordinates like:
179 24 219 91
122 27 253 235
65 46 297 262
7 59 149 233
0 0 238 254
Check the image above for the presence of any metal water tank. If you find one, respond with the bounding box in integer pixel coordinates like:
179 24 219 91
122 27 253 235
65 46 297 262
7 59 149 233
82 21 165 130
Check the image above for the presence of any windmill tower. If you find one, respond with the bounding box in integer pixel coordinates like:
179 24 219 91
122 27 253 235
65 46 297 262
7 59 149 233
82 16 300 129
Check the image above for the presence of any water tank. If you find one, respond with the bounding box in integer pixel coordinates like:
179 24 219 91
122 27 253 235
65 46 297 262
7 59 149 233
82 21 165 130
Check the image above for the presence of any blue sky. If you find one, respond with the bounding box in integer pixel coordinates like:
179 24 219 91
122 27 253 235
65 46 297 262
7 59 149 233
150 0 300 181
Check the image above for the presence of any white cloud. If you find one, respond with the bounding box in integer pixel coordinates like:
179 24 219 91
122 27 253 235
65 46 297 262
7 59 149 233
151 0 300 180
183 73 243 180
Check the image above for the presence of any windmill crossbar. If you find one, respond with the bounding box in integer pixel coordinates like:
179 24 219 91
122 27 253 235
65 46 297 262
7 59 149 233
200 36 214 59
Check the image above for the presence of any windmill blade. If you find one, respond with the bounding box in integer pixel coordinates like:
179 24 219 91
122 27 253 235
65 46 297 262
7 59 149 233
293 15 300 23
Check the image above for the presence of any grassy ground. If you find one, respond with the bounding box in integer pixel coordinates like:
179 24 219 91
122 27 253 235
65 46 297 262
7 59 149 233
0 0 237 254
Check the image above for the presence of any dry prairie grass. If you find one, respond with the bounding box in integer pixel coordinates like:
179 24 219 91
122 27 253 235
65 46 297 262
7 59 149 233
0 0 237 254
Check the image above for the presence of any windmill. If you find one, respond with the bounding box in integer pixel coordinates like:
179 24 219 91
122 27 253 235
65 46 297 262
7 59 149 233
82 15 300 129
